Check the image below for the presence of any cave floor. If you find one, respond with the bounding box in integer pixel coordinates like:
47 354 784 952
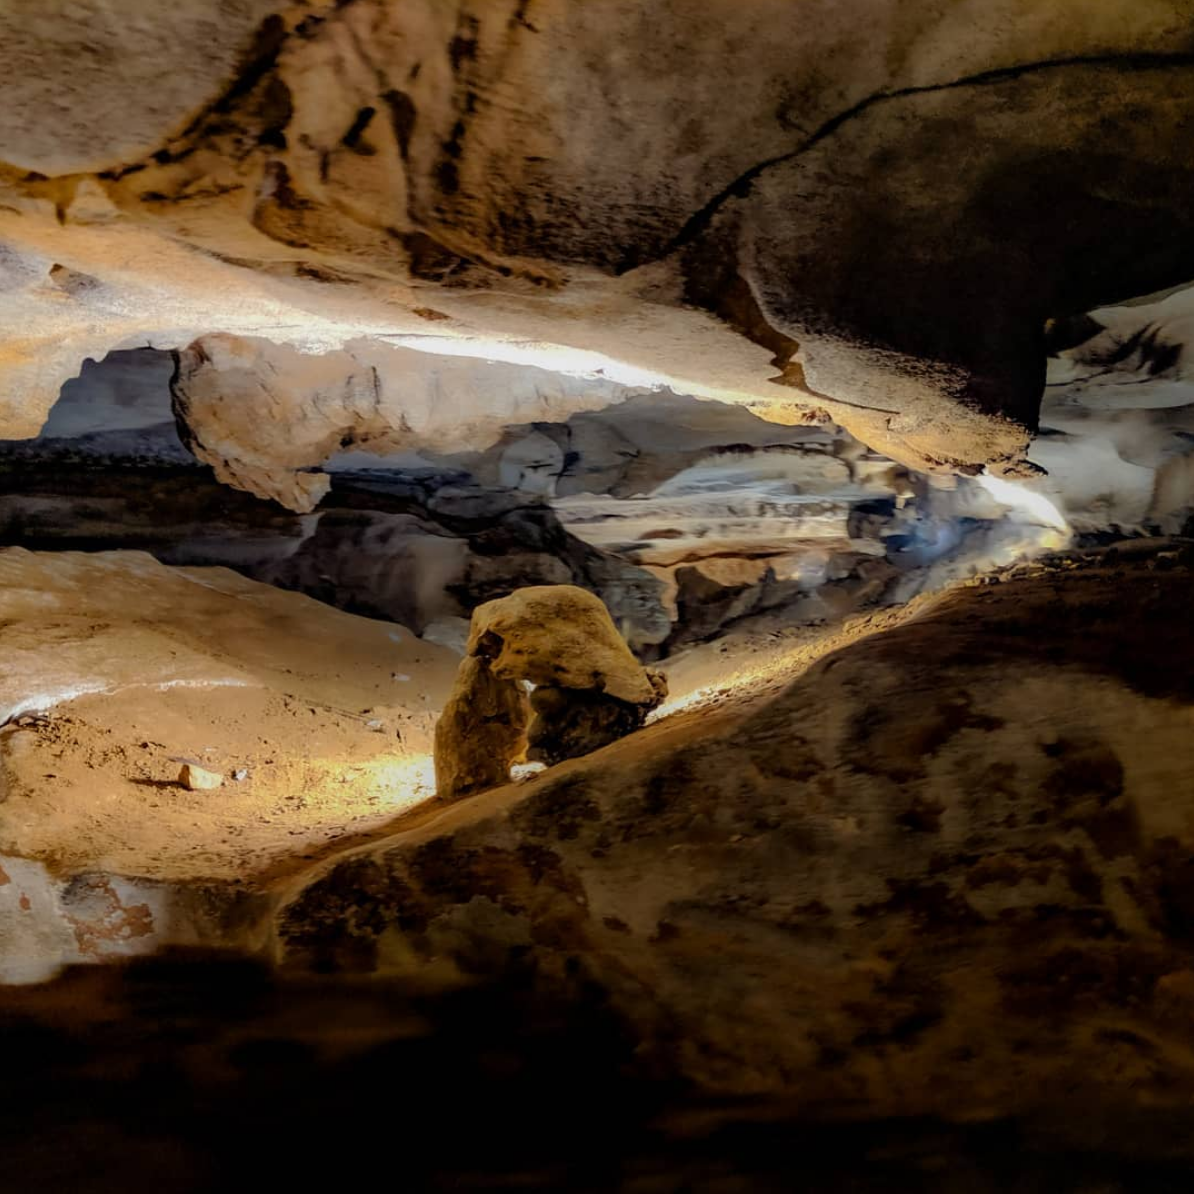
3 540 1194 1189
4 539 1173 894
2 951 1191 1194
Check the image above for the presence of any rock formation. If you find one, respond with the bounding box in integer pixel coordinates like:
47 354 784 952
16 342 1194 662
1 2 1194 473
285 546 1194 1121
434 584 665 799
433 654 530 802
0 547 454 982
170 333 653 512
7 4 1194 1185
465 585 659 703
526 677 666 768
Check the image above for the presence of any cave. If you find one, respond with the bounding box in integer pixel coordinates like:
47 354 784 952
4 4 1194 1190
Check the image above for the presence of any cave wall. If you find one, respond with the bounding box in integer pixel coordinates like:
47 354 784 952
3 2 1194 472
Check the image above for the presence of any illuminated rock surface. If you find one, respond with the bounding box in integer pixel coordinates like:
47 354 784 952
433 653 530 803
434 584 665 800
1 2 1194 471
0 548 455 981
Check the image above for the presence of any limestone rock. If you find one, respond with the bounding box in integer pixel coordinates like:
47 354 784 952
433 655 529 803
178 762 223 791
468 585 657 706
171 334 647 513
0 351 672 648
0 547 456 979
1035 285 1194 534
0 0 278 174
1 2 1193 474
435 584 665 798
526 680 666 767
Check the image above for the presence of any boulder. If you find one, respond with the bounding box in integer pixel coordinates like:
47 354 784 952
435 585 666 799
526 675 667 768
467 585 658 705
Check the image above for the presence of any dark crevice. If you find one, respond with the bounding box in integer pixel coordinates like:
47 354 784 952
382 90 417 161
340 106 377 151
99 14 288 179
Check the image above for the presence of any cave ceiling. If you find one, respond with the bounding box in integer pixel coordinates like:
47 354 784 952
3 0 1194 473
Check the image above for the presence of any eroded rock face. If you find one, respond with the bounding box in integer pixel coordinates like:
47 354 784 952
282 547 1194 1119
526 680 666 768
0 353 673 646
2 3 1194 470
467 584 660 705
0 1 279 174
26 334 1194 667
0 346 1119 661
1035 284 1194 534
171 334 651 512
433 655 529 802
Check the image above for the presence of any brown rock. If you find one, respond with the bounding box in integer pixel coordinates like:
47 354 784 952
284 551 1194 1124
433 656 529 804
526 686 651 767
434 586 667 799
468 585 657 705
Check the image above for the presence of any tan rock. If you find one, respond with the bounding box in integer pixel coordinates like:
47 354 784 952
6 0 1189 477
178 762 223 791
435 585 666 799
468 585 656 706
170 335 643 512
0 547 459 981
0 0 277 175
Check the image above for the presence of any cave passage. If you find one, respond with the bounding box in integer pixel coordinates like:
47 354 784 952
5 4 1194 1187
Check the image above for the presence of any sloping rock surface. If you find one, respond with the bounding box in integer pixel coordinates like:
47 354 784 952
280 544 1194 1125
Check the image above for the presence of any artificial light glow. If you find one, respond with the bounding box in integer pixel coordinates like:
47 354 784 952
360 754 436 812
976 473 1071 533
649 683 728 721
377 333 673 391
